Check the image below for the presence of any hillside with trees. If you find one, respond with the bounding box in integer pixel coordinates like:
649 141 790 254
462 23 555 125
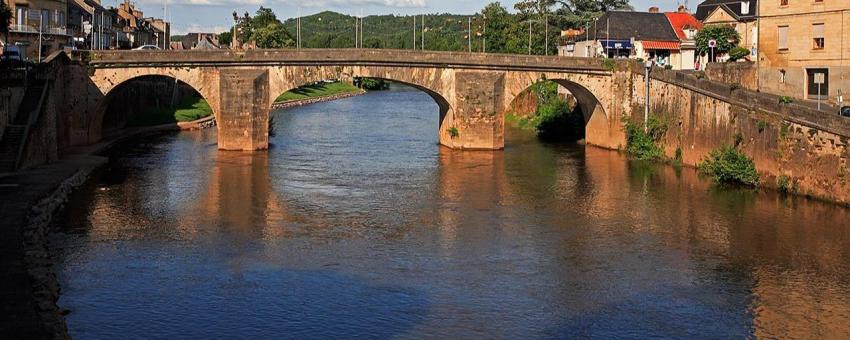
214 1 632 55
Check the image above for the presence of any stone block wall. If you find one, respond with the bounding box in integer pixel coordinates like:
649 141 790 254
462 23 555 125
631 66 850 204
705 62 758 91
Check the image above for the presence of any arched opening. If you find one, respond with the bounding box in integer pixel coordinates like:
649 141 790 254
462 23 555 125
269 77 452 148
505 78 605 144
100 75 214 135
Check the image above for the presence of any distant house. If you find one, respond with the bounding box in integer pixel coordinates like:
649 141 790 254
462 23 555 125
573 8 682 68
694 0 758 58
665 8 704 70
179 33 220 50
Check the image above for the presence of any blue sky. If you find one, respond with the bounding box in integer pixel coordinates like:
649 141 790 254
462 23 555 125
135 0 688 34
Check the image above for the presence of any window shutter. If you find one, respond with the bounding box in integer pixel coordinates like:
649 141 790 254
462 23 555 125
778 26 788 49
813 24 824 39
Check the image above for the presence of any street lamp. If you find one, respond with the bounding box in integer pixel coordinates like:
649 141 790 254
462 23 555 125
644 60 652 132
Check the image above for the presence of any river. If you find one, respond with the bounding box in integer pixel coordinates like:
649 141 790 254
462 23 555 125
52 85 850 338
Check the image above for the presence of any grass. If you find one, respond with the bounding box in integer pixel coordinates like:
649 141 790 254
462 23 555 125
129 96 212 126
275 81 361 103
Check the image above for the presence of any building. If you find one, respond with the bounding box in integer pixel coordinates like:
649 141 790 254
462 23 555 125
146 17 170 50
2 0 72 60
694 0 759 60
573 9 683 68
665 8 704 70
758 1 849 105
557 28 584 57
68 0 116 50
114 0 157 48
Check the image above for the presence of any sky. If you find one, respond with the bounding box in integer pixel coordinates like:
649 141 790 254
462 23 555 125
131 0 690 35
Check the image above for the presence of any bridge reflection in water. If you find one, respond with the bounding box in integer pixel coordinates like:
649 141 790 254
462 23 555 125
54 88 850 338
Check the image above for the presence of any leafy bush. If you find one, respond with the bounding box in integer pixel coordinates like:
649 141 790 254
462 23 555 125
698 145 760 186
779 96 794 104
623 115 667 161
757 120 767 133
664 65 673 70
727 47 751 61
356 78 389 91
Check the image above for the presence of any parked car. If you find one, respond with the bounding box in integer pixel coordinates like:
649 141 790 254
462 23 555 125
840 106 850 118
133 45 161 50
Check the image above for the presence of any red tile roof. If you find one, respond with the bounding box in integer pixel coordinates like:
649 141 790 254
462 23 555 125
664 12 704 40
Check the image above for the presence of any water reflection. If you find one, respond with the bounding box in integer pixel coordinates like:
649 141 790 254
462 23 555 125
53 86 850 338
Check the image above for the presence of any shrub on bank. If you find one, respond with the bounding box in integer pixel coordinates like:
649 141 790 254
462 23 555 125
698 145 760 186
622 114 667 161
130 96 212 126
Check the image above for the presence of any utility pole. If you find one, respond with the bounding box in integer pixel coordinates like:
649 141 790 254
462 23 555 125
468 17 472 53
421 14 424 50
296 7 301 49
482 15 486 53
528 20 532 55
413 15 416 50
544 14 548 55
38 13 43 60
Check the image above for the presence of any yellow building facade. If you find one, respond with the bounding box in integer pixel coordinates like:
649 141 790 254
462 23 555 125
758 1 850 105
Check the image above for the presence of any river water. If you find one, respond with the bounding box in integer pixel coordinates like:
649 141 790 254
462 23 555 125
52 85 850 338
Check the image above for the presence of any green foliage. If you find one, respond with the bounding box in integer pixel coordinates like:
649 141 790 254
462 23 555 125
447 126 459 138
275 81 361 103
695 25 740 59
698 145 760 186
664 64 673 70
673 146 683 166
777 174 791 193
757 120 767 133
779 96 794 104
218 31 232 46
355 78 389 91
601 58 616 71
622 114 667 161
130 97 212 126
727 46 751 61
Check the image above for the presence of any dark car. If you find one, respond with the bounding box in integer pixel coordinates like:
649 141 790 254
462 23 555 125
841 106 850 118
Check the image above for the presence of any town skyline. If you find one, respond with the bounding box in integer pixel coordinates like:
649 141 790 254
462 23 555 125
149 0 686 34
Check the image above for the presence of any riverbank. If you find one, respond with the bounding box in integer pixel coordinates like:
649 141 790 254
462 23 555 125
272 81 365 110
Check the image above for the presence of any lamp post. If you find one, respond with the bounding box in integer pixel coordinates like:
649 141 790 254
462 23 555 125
644 60 652 132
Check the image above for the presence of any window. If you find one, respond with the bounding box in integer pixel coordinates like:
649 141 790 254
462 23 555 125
780 70 786 84
778 25 789 51
16 7 27 26
813 23 824 50
780 0 788 5
741 1 750 15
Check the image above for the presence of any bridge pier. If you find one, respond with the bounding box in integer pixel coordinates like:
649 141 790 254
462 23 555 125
441 72 506 150
217 69 270 151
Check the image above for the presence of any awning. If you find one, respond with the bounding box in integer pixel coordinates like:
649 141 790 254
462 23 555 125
600 40 632 49
642 41 681 50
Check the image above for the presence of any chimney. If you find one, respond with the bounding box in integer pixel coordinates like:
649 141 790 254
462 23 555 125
678 5 688 13
648 7 660 13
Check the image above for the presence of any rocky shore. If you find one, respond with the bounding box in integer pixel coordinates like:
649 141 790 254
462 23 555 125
271 90 365 110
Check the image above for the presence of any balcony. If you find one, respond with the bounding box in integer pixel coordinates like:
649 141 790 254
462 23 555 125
10 24 72 36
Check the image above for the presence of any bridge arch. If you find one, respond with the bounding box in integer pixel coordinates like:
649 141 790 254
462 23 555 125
267 65 458 147
503 72 617 147
95 74 217 137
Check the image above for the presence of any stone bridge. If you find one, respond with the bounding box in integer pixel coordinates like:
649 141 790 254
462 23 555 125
87 49 632 151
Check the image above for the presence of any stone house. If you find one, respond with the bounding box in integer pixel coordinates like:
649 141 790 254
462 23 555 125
694 0 759 60
67 0 116 50
757 0 849 105
1 0 71 60
573 9 684 69
665 8 704 70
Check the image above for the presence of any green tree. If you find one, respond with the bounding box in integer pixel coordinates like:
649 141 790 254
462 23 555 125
218 31 232 46
695 25 740 61
253 24 294 48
